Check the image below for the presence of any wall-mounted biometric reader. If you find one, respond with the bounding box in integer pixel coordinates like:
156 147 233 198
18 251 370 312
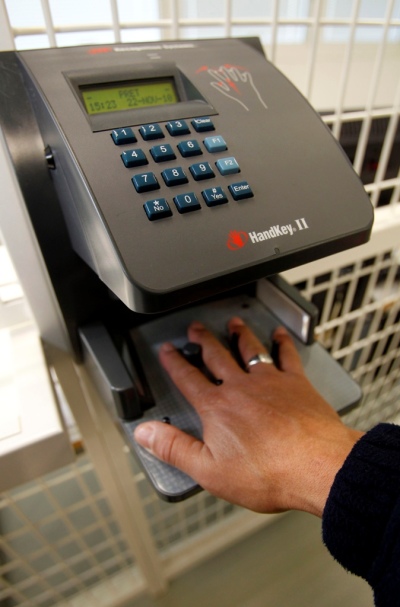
0 38 374 500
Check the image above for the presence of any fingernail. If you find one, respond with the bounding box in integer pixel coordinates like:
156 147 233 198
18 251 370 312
274 326 288 337
229 317 245 330
134 424 155 449
190 321 205 331
160 342 175 353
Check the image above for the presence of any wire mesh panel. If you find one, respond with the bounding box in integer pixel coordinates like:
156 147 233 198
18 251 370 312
0 456 138 607
0 0 400 605
291 248 400 431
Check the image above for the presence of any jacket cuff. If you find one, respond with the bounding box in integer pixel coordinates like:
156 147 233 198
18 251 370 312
322 423 400 580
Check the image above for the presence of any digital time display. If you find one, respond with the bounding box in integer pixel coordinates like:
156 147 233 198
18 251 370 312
80 79 179 115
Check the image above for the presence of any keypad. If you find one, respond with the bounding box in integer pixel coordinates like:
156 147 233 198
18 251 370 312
216 157 240 176
150 144 176 163
132 172 160 193
191 117 215 132
166 120 190 136
144 198 172 220
161 167 188 187
228 181 254 200
177 139 202 158
111 117 254 221
202 186 228 206
121 148 148 168
174 192 201 214
204 135 227 153
111 127 136 145
139 123 164 140
189 161 215 181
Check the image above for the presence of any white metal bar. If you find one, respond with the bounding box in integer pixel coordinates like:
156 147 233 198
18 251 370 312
364 177 400 194
269 0 279 64
323 107 400 125
331 262 362 353
332 0 362 141
44 343 168 597
224 0 232 38
353 0 396 175
305 0 323 100
109 0 121 43
40 0 57 47
371 77 400 199
8 16 400 39
169 0 179 40
390 167 400 205
0 0 15 50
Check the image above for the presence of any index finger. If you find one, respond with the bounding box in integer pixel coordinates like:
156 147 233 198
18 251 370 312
159 342 215 411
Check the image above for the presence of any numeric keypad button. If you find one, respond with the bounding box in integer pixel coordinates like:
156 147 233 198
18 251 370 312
174 192 201 214
132 172 160 193
177 139 202 158
166 120 190 136
161 167 189 187
150 144 176 162
121 149 148 168
111 127 136 145
189 161 215 181
139 123 164 140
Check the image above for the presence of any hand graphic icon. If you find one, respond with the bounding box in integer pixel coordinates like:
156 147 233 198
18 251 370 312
208 65 268 112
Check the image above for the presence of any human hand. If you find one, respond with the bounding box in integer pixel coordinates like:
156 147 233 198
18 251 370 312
134 318 363 516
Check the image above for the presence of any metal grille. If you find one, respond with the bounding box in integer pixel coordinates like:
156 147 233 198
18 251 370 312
292 249 400 430
0 456 137 607
1 1 399 605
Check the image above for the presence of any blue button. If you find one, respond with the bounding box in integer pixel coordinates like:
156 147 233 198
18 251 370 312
139 123 164 140
132 172 160 193
111 127 136 145
189 161 215 181
166 120 190 136
204 135 227 153
150 143 176 162
174 192 201 214
191 117 215 132
228 181 254 200
216 157 240 175
202 186 228 207
177 139 202 158
144 198 172 221
121 149 148 168
161 167 188 187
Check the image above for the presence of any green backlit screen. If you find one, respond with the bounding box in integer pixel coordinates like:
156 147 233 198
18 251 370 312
80 79 179 115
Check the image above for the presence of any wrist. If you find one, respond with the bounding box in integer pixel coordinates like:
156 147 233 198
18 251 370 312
289 427 364 517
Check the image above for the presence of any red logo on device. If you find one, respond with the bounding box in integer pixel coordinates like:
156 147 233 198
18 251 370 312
227 231 248 250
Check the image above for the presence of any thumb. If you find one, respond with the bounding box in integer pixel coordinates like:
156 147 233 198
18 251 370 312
134 422 207 477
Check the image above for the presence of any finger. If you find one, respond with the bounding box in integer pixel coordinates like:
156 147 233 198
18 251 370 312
228 317 275 374
188 322 240 378
134 421 210 482
273 327 304 375
208 69 230 88
216 66 232 81
210 80 230 92
226 67 240 82
159 342 214 409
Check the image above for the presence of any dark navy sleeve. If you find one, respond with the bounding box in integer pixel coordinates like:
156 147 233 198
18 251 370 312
322 423 400 606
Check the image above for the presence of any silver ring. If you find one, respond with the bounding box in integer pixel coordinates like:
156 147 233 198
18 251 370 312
246 352 274 371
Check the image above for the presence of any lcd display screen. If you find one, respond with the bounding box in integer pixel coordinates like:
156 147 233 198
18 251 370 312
80 79 179 115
